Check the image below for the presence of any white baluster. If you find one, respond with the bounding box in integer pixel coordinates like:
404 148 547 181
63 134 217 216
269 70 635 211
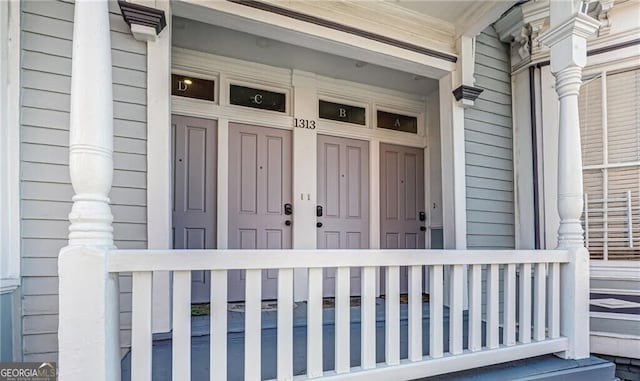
429 265 443 358
503 264 517 346
487 264 499 349
173 271 191 381
534 263 547 341
277 268 294 380
627 191 634 248
245 269 262 380
584 193 590 247
335 267 351 374
307 268 323 378
131 272 153 381
211 270 227 381
408 265 423 361
449 265 463 355
361 266 376 369
385 266 400 365
519 264 532 344
548 263 561 339
468 264 482 352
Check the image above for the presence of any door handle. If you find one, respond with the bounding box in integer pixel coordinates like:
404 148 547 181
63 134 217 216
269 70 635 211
316 222 323 228
420 226 426 232
316 205 323 217
285 220 292 226
284 203 293 215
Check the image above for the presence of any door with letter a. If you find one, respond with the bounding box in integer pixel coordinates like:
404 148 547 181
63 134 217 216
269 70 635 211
380 143 425 292
228 122 293 301
317 135 369 296
172 115 217 303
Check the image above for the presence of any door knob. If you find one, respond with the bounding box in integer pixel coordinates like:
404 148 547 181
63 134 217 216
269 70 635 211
420 226 426 231
285 220 292 226
316 222 323 228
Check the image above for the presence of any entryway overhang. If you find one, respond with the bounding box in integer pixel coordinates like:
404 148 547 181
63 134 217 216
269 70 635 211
171 0 515 80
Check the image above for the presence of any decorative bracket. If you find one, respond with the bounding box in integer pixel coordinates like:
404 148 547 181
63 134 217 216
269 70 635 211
454 36 481 107
118 1 167 42
453 85 484 103
596 0 615 36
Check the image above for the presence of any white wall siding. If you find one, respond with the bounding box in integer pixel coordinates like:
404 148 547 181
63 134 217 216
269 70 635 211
465 26 515 250
20 0 146 361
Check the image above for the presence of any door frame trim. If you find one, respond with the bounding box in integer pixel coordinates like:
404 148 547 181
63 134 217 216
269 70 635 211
165 48 439 302
171 50 436 247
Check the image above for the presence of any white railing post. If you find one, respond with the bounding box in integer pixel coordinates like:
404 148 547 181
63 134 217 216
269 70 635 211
58 0 120 379
627 191 634 248
539 3 599 360
583 193 589 248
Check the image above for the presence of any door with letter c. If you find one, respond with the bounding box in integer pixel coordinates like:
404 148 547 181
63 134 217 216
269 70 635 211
227 122 293 301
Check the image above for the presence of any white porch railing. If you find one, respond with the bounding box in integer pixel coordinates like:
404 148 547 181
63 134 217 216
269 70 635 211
583 191 639 260
109 249 570 381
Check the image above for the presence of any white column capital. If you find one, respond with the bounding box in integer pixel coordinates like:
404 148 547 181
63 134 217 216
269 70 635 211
538 12 600 73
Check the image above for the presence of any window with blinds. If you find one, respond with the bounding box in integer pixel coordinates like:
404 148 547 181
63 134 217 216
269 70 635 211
607 69 640 164
579 67 640 260
579 75 603 166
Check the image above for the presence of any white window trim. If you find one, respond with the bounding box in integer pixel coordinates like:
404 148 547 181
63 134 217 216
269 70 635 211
0 0 21 294
581 67 640 260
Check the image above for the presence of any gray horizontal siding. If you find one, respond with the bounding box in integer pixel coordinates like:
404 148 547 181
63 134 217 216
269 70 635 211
465 26 515 250
20 0 146 361
1 292 15 362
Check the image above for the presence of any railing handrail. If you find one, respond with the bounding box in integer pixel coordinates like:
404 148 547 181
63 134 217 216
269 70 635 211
107 249 570 273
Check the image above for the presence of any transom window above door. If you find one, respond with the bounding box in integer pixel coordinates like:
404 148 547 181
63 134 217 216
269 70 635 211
229 84 287 113
318 100 366 125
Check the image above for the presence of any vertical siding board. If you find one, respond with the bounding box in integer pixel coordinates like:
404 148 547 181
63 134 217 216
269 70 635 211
465 26 515 250
19 0 147 360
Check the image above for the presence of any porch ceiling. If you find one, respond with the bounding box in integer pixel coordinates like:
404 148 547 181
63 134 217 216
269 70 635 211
172 0 458 80
391 1 481 23
387 0 520 37
172 18 439 96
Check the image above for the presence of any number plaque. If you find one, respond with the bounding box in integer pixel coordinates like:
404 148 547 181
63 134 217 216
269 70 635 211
294 118 316 129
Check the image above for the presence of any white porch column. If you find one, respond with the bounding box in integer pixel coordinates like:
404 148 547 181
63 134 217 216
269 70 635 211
58 0 120 379
145 0 173 335
539 1 599 360
292 70 318 301
439 73 467 250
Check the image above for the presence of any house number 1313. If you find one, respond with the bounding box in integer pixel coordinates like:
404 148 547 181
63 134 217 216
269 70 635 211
294 118 316 129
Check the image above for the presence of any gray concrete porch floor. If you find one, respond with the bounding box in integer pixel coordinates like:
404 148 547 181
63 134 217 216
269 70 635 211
121 299 614 381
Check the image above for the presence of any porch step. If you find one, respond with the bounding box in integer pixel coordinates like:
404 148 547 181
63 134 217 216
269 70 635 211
417 355 616 381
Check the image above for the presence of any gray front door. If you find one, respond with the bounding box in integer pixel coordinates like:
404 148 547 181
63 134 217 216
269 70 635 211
380 143 425 292
172 115 217 304
317 135 369 296
228 123 292 301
